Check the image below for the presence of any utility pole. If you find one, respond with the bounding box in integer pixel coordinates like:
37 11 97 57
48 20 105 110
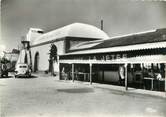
101 20 103 31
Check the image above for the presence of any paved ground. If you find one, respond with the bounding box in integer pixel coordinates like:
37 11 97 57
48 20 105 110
0 74 166 117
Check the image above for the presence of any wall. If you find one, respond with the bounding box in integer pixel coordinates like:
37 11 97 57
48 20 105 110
97 70 133 83
31 40 64 72
98 71 119 82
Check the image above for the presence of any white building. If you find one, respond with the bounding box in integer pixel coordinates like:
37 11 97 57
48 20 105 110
27 23 109 72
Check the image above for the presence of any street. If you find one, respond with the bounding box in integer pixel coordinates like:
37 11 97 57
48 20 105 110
0 74 166 117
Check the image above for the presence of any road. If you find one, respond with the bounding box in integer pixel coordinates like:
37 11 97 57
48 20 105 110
0 74 166 117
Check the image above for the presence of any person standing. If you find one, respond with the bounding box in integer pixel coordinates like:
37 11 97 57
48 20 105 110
119 65 125 86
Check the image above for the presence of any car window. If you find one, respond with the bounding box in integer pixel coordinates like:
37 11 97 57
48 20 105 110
19 65 27 68
23 66 27 68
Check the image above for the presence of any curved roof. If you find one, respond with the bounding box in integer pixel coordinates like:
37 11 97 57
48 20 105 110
32 23 109 45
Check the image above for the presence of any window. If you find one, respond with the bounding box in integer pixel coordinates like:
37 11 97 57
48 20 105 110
19 66 27 68
37 31 44 34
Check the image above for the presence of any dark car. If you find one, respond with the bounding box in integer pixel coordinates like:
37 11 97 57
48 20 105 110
1 63 8 77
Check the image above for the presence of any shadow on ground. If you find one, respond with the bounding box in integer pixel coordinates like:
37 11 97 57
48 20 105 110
15 75 38 79
57 88 94 93
0 76 13 79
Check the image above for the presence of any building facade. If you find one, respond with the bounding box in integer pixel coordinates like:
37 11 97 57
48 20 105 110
28 23 109 73
59 28 166 92
26 23 166 92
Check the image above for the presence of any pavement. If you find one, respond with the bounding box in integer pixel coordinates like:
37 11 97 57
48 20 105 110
0 72 166 117
49 72 166 99
91 83 166 99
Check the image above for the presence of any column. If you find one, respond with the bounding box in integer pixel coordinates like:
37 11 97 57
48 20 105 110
90 63 92 85
125 63 128 91
141 63 144 89
102 70 104 82
59 63 61 80
72 63 74 82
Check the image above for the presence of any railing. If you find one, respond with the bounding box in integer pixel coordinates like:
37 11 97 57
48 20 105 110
144 77 165 91
60 72 95 81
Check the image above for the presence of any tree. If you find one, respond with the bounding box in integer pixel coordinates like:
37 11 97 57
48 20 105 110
48 44 57 75
0 57 10 64
12 49 20 54
49 44 57 62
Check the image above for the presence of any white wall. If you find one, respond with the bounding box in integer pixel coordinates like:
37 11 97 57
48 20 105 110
31 40 64 72
26 28 43 42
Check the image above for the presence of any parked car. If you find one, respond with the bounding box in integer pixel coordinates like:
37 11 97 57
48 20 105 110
0 63 8 78
15 63 31 78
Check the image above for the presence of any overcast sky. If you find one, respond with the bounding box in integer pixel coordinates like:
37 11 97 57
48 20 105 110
1 0 166 51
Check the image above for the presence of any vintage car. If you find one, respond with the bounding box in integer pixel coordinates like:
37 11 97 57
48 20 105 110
15 63 31 78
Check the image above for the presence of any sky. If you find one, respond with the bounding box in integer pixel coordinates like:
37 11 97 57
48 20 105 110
1 0 166 51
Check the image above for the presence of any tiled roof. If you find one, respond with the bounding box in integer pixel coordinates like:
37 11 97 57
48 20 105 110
64 41 166 55
64 28 166 55
92 28 166 49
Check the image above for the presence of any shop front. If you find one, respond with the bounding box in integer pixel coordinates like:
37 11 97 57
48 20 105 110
59 48 166 92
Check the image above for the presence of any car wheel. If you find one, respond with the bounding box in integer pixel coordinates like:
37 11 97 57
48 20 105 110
6 74 8 78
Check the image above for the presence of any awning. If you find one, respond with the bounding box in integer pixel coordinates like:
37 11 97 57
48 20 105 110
59 55 166 64
64 41 166 55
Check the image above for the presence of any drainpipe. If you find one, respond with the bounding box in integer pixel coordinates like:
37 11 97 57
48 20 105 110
72 63 74 82
90 63 92 85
